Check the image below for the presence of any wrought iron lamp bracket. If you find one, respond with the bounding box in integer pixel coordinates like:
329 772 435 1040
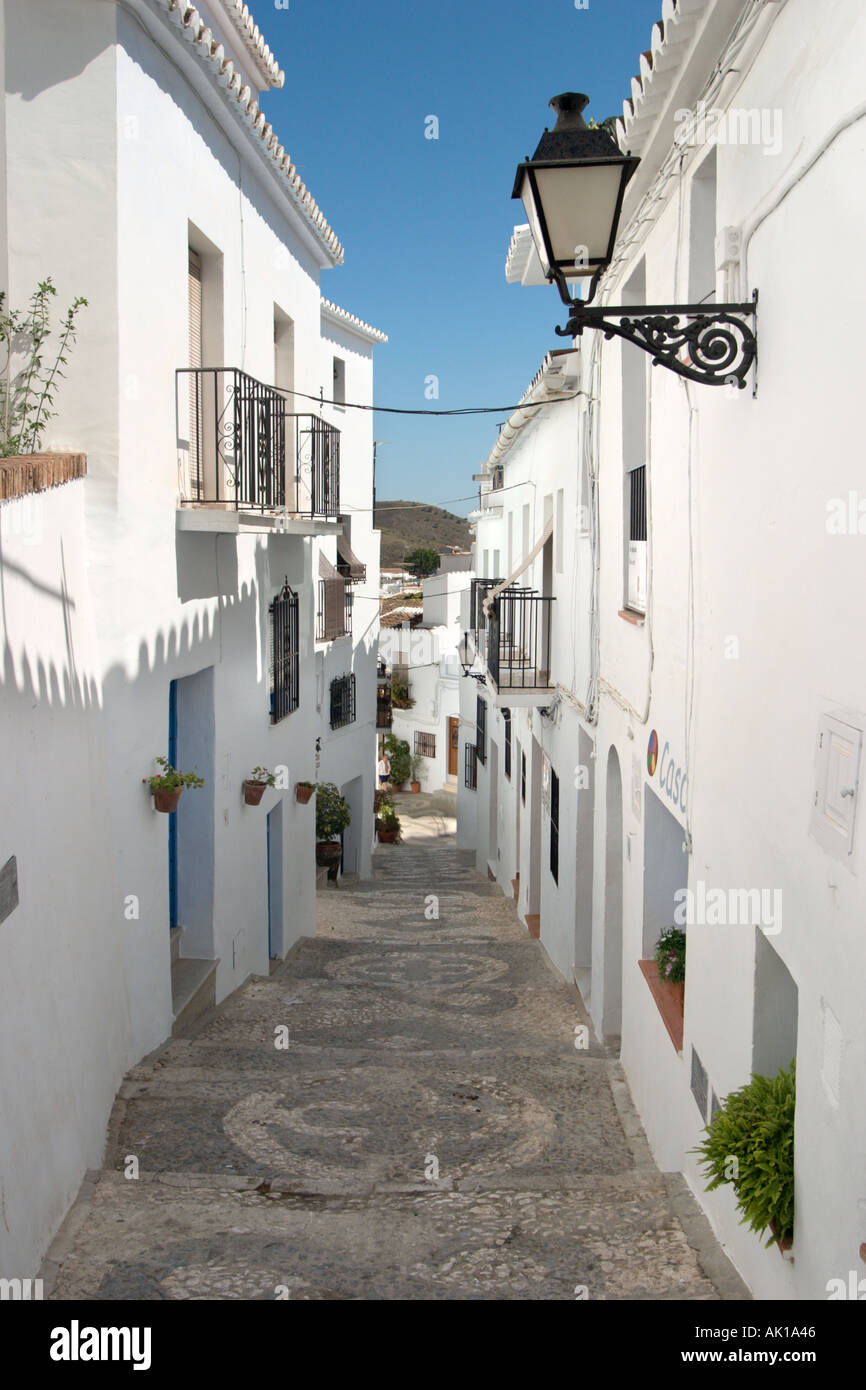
554 289 758 390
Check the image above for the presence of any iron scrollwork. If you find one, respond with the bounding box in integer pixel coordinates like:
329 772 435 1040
555 291 758 388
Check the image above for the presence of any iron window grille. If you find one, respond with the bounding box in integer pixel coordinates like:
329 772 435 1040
550 766 560 884
415 731 436 758
317 578 353 641
464 743 478 790
476 694 487 766
269 578 299 723
330 673 356 730
503 708 512 780
629 464 647 542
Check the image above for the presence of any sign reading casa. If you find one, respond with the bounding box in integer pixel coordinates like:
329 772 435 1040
647 730 688 812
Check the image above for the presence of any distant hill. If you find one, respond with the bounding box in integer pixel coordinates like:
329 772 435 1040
375 499 472 568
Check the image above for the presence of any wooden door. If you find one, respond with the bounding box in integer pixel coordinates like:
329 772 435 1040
448 717 459 776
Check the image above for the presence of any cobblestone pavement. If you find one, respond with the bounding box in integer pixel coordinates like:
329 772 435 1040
44 794 748 1301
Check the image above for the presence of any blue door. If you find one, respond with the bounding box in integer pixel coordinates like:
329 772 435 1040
168 679 178 929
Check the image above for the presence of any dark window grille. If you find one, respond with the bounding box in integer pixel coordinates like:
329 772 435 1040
269 578 299 723
464 743 478 790
415 731 436 758
549 767 559 884
476 694 487 766
330 673 356 729
629 464 647 542
503 708 511 780
317 578 352 641
521 751 526 805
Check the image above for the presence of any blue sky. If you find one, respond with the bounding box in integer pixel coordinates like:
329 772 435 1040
261 0 662 516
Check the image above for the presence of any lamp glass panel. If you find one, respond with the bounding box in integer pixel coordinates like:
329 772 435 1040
532 163 625 271
518 172 553 277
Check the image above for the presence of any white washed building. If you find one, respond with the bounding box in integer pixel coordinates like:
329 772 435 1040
0 0 383 1279
387 567 472 794
459 0 866 1300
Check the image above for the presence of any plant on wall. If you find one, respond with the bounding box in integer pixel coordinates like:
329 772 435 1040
692 1061 796 1247
0 278 88 457
383 734 411 787
655 926 686 983
391 678 414 709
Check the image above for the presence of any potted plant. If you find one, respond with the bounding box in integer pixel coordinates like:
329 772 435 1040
296 780 315 805
143 756 205 813
244 766 276 806
315 781 351 867
391 677 414 710
384 734 411 791
655 926 686 1012
409 752 423 794
377 801 401 844
692 1061 795 1252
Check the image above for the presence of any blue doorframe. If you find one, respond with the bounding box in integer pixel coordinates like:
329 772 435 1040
168 679 178 930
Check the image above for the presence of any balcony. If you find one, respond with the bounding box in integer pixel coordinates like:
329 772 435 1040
469 582 555 706
175 368 341 534
376 677 392 729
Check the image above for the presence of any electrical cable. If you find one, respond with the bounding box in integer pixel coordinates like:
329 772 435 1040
277 385 583 417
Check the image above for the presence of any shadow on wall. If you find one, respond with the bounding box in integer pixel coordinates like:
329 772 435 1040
0 520 294 1276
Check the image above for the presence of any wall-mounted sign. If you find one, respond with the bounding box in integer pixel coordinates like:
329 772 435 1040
647 730 687 812
647 730 659 776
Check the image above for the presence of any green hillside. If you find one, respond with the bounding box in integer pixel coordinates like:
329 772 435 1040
375 499 472 568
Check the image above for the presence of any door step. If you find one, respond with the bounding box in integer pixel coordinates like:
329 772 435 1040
171 957 218 1037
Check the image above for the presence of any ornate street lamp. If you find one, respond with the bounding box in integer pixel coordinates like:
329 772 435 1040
459 630 487 683
512 93 757 388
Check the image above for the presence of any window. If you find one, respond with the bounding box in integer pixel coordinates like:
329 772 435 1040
464 743 478 790
550 766 559 883
415 731 436 758
269 579 299 722
332 356 346 405
503 708 512 780
476 694 487 766
317 577 352 641
622 260 647 615
521 750 526 804
330 673 356 729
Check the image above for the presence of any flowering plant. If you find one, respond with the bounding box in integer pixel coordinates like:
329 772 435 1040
655 926 686 984
143 756 205 794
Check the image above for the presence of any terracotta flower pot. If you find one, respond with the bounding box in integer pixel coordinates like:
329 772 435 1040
296 783 315 805
769 1218 793 1253
410 782 421 793
316 841 342 867
377 829 397 844
243 780 267 806
153 786 183 814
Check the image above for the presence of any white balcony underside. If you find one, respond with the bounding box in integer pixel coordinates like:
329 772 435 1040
177 505 342 536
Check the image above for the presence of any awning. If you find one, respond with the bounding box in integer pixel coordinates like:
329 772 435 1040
318 551 346 638
319 551 340 579
482 517 554 618
337 533 366 582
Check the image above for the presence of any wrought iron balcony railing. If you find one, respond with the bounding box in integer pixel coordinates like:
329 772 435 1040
487 587 554 691
176 368 340 517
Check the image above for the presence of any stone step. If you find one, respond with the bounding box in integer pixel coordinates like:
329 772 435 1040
171 957 219 1038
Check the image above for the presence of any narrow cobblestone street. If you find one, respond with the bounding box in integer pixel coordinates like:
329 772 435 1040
45 795 747 1301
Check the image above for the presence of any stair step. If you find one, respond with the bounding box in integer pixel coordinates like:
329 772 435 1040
171 957 218 1037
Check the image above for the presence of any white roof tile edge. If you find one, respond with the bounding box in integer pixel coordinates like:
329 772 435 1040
160 0 343 264
614 0 709 155
219 1 285 88
483 350 579 473
321 298 388 344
